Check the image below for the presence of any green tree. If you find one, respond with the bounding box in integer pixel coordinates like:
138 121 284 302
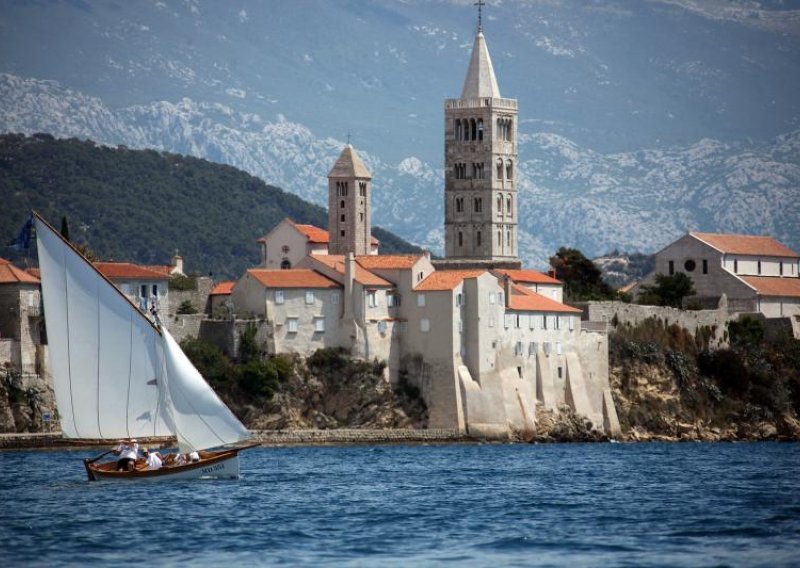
728 316 765 350
60 215 70 241
638 272 696 308
549 247 615 301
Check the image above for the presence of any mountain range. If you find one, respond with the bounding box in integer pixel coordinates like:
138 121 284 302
1 1 798 267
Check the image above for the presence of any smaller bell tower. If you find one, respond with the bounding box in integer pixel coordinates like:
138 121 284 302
328 144 372 256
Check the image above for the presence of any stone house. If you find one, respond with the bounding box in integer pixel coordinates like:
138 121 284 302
633 232 800 318
94 261 171 313
0 258 44 376
209 280 236 318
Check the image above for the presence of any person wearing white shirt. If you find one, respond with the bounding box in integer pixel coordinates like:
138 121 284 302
114 439 139 471
142 449 162 470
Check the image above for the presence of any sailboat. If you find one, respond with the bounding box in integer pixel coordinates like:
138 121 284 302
33 213 256 480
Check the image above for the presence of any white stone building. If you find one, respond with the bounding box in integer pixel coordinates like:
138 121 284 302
633 232 800 319
94 262 171 313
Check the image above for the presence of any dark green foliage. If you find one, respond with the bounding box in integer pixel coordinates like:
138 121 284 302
637 272 696 308
180 336 292 405
238 322 262 365
549 247 615 301
1 133 421 278
169 274 197 291
307 347 352 374
727 316 764 350
176 300 197 315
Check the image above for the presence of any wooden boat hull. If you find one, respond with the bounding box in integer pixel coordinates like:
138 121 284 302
84 448 243 481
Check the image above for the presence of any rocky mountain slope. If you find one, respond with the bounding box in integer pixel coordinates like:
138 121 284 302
2 74 798 268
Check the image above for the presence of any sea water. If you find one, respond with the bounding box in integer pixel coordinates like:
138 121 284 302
1 442 798 567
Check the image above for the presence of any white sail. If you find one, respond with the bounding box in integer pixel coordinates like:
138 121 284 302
160 329 250 452
35 215 172 439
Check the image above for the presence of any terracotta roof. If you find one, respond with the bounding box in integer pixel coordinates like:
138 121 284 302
312 255 391 287
692 232 799 258
94 262 171 280
328 144 372 178
247 269 341 289
416 269 486 291
507 283 581 313
493 268 561 285
210 280 236 296
741 276 800 298
356 254 422 270
258 220 379 245
26 267 41 279
0 258 40 284
144 264 173 276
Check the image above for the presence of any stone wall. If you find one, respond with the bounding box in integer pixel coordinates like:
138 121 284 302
252 428 464 445
166 314 205 344
165 276 214 317
199 318 269 359
575 301 739 348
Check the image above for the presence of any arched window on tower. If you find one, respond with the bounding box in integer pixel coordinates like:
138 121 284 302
340 200 345 209
506 195 512 215
496 158 504 180
281 259 291 269
497 231 502 246
455 119 462 141
476 231 482 247
456 197 464 213
359 181 367 196
496 195 502 215
470 118 477 141
506 160 513 180
474 197 482 212
477 119 484 141
458 231 463 247
507 230 511 247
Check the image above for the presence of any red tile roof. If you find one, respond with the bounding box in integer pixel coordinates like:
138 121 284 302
0 258 40 284
416 269 486 291
741 276 800 298
26 267 41 279
356 254 422 270
94 262 171 280
507 283 581 313
692 232 799 258
210 280 236 296
311 255 392 287
144 264 173 276
493 268 562 285
247 269 341 289
258 219 379 246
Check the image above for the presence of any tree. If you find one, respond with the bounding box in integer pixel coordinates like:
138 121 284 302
60 216 70 241
638 272 696 308
549 247 615 301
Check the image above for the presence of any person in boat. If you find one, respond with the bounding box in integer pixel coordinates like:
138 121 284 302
114 438 139 471
142 448 163 471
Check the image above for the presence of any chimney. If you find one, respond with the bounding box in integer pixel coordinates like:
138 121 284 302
504 276 512 307
344 252 356 318
171 254 184 276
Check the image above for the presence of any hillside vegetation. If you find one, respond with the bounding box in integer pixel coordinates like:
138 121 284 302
0 133 420 278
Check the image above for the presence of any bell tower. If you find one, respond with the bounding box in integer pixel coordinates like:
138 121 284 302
328 144 372 256
443 16 519 264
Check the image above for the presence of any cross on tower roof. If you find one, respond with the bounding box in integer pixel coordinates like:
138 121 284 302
474 0 485 32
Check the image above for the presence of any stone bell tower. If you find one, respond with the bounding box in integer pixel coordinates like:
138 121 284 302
328 144 372 256
443 19 519 265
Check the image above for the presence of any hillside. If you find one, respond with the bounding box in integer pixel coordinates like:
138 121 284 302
0 133 420 277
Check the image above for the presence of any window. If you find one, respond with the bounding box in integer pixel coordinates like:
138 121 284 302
504 314 511 329
474 197 482 212
557 366 563 379
417 294 426 307
497 195 503 213
668 260 674 275
757 260 762 275
543 341 552 354
529 342 538 356
506 160 513 180
387 293 400 307
420 318 430 332
360 213 364 221
340 200 345 208
458 231 463 247
470 118 477 140
568 316 575 331
555 316 561 330
456 293 463 307
499 292 504 305
496 159 504 180
476 231 482 247
340 230 345 237
275 290 285 305
331 291 340 305
556 342 562 355
542 315 548 330
367 291 378 307
489 292 496 305
456 197 464 212
477 119 484 141
305 291 315 304
530 315 536 330
340 214 345 222
703 259 708 274
734 259 738 273
684 259 696 272
780 262 784 276
28 291 35 307
506 195 512 215
359 181 367 196
515 314 521 328
286 317 298 333
281 259 291 269
314 317 325 333
515 342 523 357
497 231 502 246
151 285 159 297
